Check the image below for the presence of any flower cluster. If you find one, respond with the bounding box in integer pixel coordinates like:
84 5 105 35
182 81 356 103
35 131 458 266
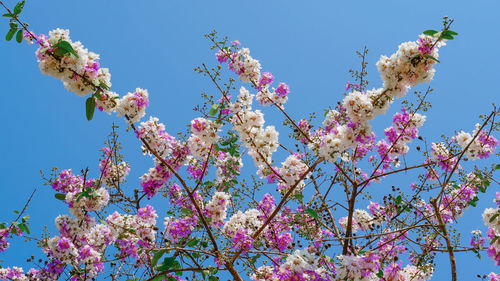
276 154 310 195
204 192 231 227
32 29 111 97
430 142 459 173
483 197 500 265
191 117 221 145
251 249 334 281
230 87 279 168
115 88 149 123
51 169 109 218
107 205 158 259
99 147 130 188
377 34 443 99
454 125 498 160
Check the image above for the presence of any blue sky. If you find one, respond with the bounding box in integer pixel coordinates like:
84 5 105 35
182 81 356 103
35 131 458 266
0 0 498 279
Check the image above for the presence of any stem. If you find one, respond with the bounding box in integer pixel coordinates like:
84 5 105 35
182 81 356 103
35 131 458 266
430 198 457 281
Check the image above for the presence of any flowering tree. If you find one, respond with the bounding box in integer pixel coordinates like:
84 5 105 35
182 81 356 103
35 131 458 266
0 1 499 281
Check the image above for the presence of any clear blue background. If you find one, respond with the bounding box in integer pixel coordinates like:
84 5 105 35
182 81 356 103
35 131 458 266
0 0 498 279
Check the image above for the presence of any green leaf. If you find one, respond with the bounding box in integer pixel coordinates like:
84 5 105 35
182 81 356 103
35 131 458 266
294 194 304 200
168 277 177 281
207 266 218 275
21 215 29 223
180 208 193 215
489 213 499 223
99 81 110 90
469 200 477 207
478 185 486 193
5 28 16 41
306 208 319 219
86 97 95 121
440 33 454 40
376 269 384 278
151 250 166 267
423 29 438 36
19 224 30 234
155 257 176 272
54 40 79 58
491 236 498 245
9 22 17 29
15 29 22 43
2 13 13 17
495 164 500 170
208 276 218 281
395 195 402 205
54 193 66 201
250 253 261 265
187 238 199 247
209 103 219 116
423 54 440 63
13 0 25 15
442 30 458 36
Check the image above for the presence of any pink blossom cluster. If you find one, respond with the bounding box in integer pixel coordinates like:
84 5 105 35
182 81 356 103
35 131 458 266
483 194 500 265
374 108 425 176
51 169 109 218
139 131 189 198
163 184 203 243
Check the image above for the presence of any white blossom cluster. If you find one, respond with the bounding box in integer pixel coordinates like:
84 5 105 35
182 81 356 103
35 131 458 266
231 48 261 83
223 208 263 237
283 249 325 274
309 34 441 163
187 135 212 159
205 192 231 227
338 209 379 234
336 253 380 281
191 117 221 145
35 29 111 97
100 160 130 188
115 88 149 123
65 186 109 218
277 154 310 195
483 208 500 236
230 87 279 168
95 91 120 114
454 124 498 160
255 86 288 108
137 117 177 159
309 121 372 162
376 34 443 99
250 249 332 280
